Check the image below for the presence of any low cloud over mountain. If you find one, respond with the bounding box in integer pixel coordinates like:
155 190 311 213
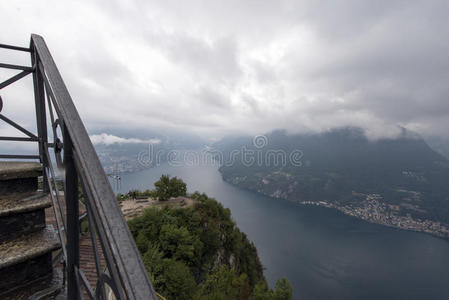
2 1 449 140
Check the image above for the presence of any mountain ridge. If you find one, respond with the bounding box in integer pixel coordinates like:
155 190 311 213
216 127 449 238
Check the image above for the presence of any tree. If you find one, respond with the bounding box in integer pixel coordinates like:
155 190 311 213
154 174 187 201
251 279 292 300
195 265 249 300
156 259 196 300
155 175 171 201
251 282 274 300
169 176 187 198
159 224 195 260
142 244 164 283
274 277 293 300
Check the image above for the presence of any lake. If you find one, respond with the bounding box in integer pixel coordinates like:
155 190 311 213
113 161 449 300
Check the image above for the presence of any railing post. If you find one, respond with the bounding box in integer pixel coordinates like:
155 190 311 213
64 126 80 300
30 43 49 192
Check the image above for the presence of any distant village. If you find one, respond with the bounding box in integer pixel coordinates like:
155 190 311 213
301 194 449 240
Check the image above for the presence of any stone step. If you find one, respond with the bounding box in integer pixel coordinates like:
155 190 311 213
1 267 65 300
0 161 42 194
0 192 52 242
0 225 61 296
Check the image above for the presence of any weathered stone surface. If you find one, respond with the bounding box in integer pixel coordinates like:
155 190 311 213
0 210 46 242
0 192 51 216
1 267 65 300
0 225 61 298
0 252 52 296
0 161 42 180
0 161 41 193
0 192 51 242
0 162 62 298
0 177 38 194
0 225 60 269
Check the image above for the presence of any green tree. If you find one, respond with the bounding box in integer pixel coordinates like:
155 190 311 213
274 277 293 300
154 175 171 201
159 223 195 261
142 244 164 283
154 174 187 201
169 176 187 197
195 265 249 300
251 282 274 300
156 259 196 300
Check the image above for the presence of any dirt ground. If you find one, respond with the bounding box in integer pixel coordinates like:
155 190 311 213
120 196 196 220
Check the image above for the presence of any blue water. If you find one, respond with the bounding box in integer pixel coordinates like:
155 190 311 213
112 162 449 300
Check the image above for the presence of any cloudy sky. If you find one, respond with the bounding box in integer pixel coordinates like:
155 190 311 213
1 0 449 142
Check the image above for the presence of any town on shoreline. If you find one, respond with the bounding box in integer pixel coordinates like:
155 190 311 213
300 194 449 240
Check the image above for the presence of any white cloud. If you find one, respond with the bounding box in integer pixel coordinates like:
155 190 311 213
1 0 449 139
90 133 160 145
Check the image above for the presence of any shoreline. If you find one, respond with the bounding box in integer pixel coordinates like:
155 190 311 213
299 200 449 241
221 177 449 241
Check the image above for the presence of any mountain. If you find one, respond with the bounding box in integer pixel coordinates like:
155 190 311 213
215 128 449 237
425 136 449 160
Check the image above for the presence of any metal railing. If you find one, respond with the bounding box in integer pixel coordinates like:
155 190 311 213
0 34 158 300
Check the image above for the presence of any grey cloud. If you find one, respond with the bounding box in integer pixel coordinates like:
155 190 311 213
195 86 229 109
75 49 131 88
277 1 449 137
157 33 241 84
240 94 260 114
1 0 449 142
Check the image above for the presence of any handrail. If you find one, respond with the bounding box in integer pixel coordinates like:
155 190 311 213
0 35 157 299
30 34 158 299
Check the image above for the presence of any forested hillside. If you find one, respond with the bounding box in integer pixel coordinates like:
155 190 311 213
127 177 292 300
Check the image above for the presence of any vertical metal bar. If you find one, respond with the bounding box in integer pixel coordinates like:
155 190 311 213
65 126 80 300
44 167 68 260
31 43 49 192
80 177 107 300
